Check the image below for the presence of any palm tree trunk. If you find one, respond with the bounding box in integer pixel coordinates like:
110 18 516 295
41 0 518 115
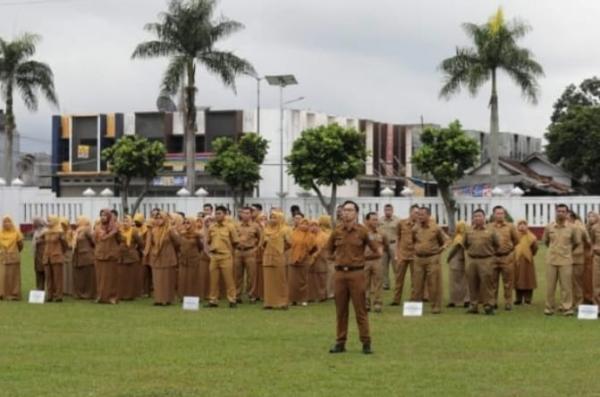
489 68 500 187
185 61 197 193
3 88 15 183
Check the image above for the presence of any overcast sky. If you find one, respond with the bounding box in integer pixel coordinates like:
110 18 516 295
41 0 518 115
1 0 599 153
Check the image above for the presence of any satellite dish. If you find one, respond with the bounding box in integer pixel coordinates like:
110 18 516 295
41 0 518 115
156 95 177 112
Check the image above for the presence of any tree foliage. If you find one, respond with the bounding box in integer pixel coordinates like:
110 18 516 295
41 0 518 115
546 77 600 192
286 123 367 219
205 133 268 207
102 136 166 215
412 121 479 231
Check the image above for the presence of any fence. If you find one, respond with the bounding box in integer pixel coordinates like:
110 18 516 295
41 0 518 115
3 186 600 228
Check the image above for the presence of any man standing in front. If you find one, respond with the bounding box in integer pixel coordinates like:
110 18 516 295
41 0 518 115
491 206 520 311
207 206 239 308
327 201 382 355
543 204 580 316
411 206 449 314
234 207 263 303
378 204 398 290
391 204 419 306
464 209 499 315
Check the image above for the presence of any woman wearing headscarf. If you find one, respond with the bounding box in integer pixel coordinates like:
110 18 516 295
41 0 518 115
318 215 335 299
446 221 469 308
196 215 211 301
41 215 68 302
148 211 181 305
288 218 316 306
514 219 538 305
307 220 330 303
0 216 24 300
31 217 46 290
72 216 96 299
118 215 144 301
60 217 75 296
262 211 291 309
252 212 268 302
133 213 149 297
94 209 121 304
178 216 203 299
584 211 598 303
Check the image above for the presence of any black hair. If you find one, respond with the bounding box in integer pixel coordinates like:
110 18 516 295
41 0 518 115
492 205 505 213
252 203 263 211
343 200 360 212
203 203 213 210
177 211 186 218
384 204 393 209
290 205 300 212
410 204 420 210
556 203 568 210
473 209 486 216
365 211 378 220
241 206 253 212
215 205 228 213
419 206 431 215
111 209 118 217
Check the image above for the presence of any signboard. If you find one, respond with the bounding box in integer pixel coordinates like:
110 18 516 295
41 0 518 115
152 176 187 187
403 301 423 317
577 305 598 320
28 290 46 304
77 145 90 159
182 296 200 311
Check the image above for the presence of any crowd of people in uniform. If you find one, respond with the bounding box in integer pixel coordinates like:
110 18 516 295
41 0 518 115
0 199 599 353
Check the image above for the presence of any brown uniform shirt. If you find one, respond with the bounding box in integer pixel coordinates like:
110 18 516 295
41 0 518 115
120 231 145 264
236 221 263 250
396 218 416 260
326 223 381 267
491 221 519 255
72 231 95 267
412 221 449 257
41 231 68 265
543 221 580 266
571 222 590 265
378 215 399 244
590 223 600 256
464 225 499 258
366 229 388 261
208 221 239 258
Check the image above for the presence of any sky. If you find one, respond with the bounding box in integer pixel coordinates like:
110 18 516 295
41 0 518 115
1 0 599 154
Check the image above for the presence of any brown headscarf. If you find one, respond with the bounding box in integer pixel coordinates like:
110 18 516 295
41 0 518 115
151 211 170 252
515 219 537 263
96 209 118 240
264 211 286 254
290 219 315 263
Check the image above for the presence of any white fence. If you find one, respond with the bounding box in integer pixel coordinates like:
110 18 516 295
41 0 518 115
2 186 600 228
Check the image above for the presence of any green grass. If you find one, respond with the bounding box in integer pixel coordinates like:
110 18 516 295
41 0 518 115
1 243 598 397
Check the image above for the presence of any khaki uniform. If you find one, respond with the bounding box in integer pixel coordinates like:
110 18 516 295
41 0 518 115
72 231 96 299
364 230 387 311
41 231 68 301
543 222 580 314
326 223 380 346
378 215 398 289
491 221 520 306
32 229 46 291
588 224 600 307
234 221 262 301
412 221 449 313
447 242 469 306
208 221 239 304
392 218 416 304
118 231 144 301
464 225 499 310
95 231 121 304
571 223 590 308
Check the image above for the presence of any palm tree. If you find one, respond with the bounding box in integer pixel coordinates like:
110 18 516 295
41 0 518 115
132 0 255 192
0 33 57 184
439 8 544 187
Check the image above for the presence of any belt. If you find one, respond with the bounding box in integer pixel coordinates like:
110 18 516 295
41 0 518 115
389 240 397 244
469 254 492 259
237 246 256 252
416 252 437 258
335 265 364 272
495 252 512 257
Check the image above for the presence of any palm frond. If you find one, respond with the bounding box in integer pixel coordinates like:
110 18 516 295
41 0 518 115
161 55 189 95
197 50 255 92
131 40 177 59
15 60 58 108
439 48 485 98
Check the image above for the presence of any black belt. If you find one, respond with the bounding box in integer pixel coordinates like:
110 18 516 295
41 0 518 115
389 240 396 244
237 246 256 252
416 252 438 258
495 252 512 257
469 255 492 259
335 265 364 272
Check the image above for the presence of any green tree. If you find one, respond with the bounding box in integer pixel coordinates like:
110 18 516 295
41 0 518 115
102 136 166 216
546 78 600 193
0 33 57 183
439 7 543 188
286 124 367 221
206 132 268 208
132 0 255 192
412 121 479 232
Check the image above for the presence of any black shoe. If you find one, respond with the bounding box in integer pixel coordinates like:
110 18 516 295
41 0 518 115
390 302 400 306
236 298 242 304
505 304 512 311
329 343 346 354
383 285 390 290
229 302 237 308
466 306 479 314
484 306 495 315
362 343 373 354
446 303 456 308
493 304 498 310
205 302 218 308
514 301 522 305
463 302 470 308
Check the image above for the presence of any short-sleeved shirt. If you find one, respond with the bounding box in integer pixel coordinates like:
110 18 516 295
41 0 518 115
378 215 399 243
491 221 519 255
590 223 600 255
208 222 239 257
412 221 449 256
543 221 580 266
326 223 380 267
396 218 416 260
236 221 262 250
464 225 498 258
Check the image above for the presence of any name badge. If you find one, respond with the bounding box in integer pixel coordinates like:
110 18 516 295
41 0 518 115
182 296 200 311
28 290 46 304
577 304 598 320
403 301 423 317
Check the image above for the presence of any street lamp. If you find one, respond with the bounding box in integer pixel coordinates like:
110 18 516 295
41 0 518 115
266 74 298 209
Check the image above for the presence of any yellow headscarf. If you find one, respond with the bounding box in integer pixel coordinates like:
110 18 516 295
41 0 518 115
74 216 91 249
290 219 315 263
452 221 466 247
120 215 134 247
264 211 286 254
318 215 332 233
60 217 74 247
47 215 62 234
133 213 147 236
515 219 537 263
151 212 170 252
310 219 329 249
182 216 198 239
0 215 23 251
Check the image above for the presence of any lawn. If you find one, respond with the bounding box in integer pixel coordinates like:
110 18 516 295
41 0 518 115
1 243 598 397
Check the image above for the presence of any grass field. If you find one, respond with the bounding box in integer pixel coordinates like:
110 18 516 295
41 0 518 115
1 243 599 397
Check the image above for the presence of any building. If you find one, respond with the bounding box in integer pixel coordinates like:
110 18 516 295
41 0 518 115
50 107 543 198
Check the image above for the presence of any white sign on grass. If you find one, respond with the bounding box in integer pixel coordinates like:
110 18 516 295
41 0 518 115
577 304 598 320
403 301 423 317
28 290 45 304
182 296 200 311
